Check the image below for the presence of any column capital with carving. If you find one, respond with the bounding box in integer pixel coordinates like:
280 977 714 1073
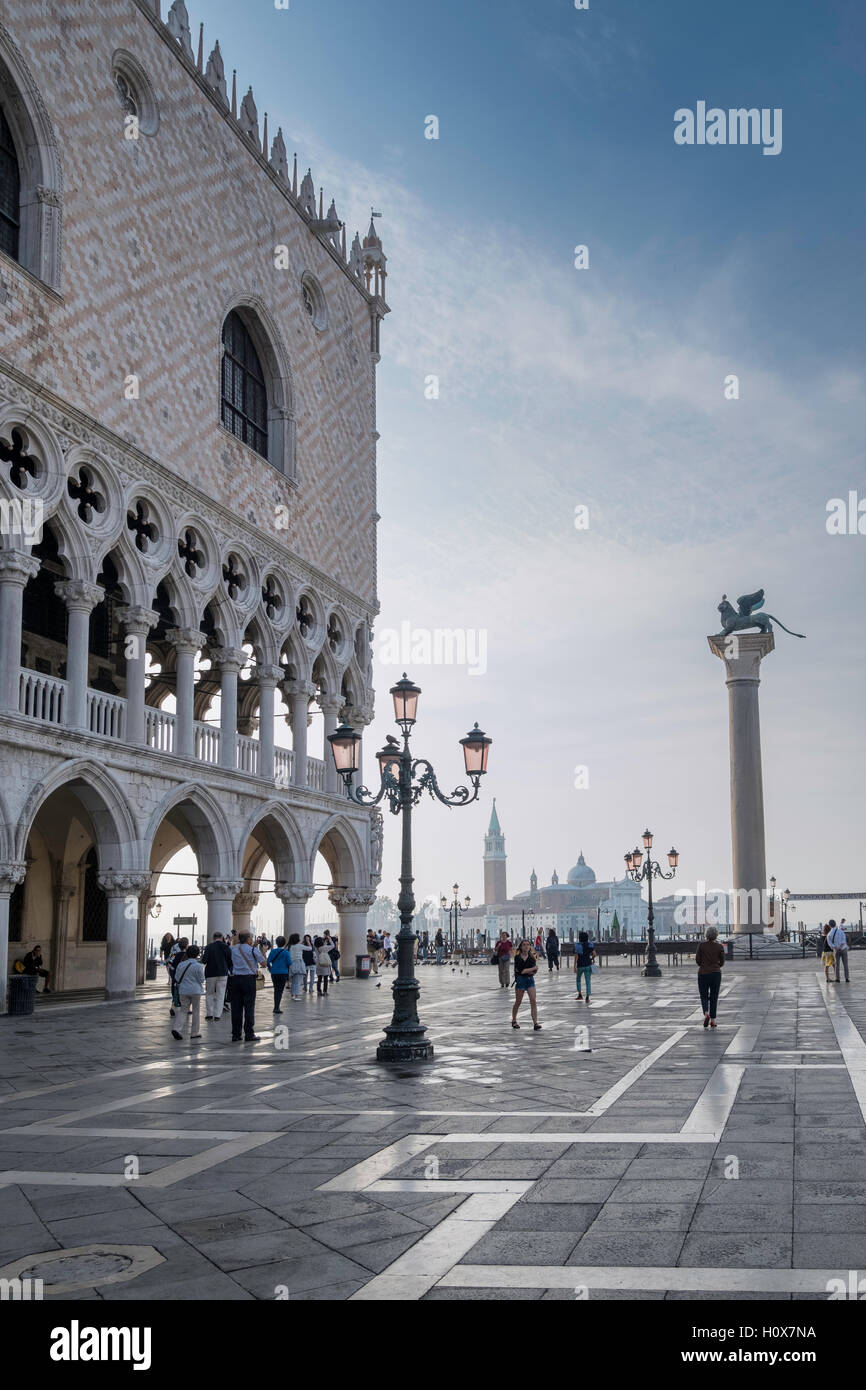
117 605 159 635
257 664 283 686
167 627 207 655
197 877 244 901
274 881 315 905
98 870 153 898
55 579 104 613
0 552 40 586
0 861 27 894
329 887 377 912
232 892 260 914
707 631 775 685
211 646 247 674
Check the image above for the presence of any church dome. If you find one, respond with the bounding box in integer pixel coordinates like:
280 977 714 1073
566 851 596 886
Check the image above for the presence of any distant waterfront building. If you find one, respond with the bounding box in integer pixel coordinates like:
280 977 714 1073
458 804 646 942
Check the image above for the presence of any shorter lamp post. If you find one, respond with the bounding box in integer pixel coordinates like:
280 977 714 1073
781 886 791 940
440 884 471 952
625 830 678 979
328 675 491 1061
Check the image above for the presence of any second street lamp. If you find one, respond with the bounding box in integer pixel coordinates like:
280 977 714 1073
328 674 491 1062
440 884 471 952
625 829 679 979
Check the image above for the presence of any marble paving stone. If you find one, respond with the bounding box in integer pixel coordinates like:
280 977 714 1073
464 1230 580 1265
677 1233 793 1267
566 1232 688 1266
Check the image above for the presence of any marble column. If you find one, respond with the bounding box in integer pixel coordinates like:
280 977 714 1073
0 862 27 1014
167 628 206 759
708 631 775 933
99 871 152 1000
0 553 39 712
329 889 376 977
256 664 280 783
117 605 158 746
212 646 246 771
274 882 315 939
232 891 260 937
199 877 244 941
51 875 76 993
285 682 313 789
55 579 103 731
319 697 342 794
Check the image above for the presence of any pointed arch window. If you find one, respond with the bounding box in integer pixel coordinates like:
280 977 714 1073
221 310 268 460
81 848 108 942
0 104 20 261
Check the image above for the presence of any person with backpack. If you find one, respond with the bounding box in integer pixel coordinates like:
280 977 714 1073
171 944 205 1041
301 933 317 993
167 937 189 1017
493 931 513 988
314 936 332 995
267 935 291 1012
287 933 306 998
573 930 596 1003
202 931 232 1020
827 919 850 983
323 929 341 982
546 927 560 973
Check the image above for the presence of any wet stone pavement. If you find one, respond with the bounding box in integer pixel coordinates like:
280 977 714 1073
0 955 865 1300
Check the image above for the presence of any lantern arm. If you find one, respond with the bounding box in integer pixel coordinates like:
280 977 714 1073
649 860 677 882
346 767 401 814
410 758 479 808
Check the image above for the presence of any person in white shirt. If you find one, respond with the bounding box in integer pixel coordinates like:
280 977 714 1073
827 920 849 983
229 932 266 1041
171 944 205 1041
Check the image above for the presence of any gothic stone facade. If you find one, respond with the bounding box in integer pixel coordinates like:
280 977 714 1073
0 0 388 1005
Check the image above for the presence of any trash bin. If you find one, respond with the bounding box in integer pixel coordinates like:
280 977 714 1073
7 974 37 1016
724 938 734 962
355 954 371 979
146 958 158 981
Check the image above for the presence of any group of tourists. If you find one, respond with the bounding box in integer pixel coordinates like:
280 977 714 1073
819 919 850 983
489 929 599 1030
364 929 394 973
160 926 341 1044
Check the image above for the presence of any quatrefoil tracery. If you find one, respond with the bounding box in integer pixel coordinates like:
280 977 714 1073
67 467 106 524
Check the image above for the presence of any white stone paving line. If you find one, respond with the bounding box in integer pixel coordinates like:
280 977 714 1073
0 1131 282 1191
439 1266 842 1294
349 1191 530 1301
583 1030 686 1116
820 980 866 1124
681 1061 744 1134
0 1059 168 1108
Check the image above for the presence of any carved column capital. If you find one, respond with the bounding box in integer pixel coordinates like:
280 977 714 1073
98 870 153 898
232 892 260 914
117 604 159 635
211 646 247 674
274 881 315 905
167 626 207 655
329 888 377 912
0 552 40 586
55 579 104 612
257 664 282 686
0 861 27 894
197 877 244 901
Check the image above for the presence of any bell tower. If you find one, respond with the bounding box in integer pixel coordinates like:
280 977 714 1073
483 798 507 905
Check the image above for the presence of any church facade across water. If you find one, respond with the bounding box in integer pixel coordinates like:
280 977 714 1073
461 801 648 942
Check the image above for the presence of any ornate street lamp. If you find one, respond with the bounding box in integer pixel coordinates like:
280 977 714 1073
440 883 471 952
624 830 678 978
328 674 491 1061
769 875 777 934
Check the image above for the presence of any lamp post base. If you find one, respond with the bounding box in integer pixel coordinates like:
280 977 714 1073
641 961 663 978
376 1035 435 1062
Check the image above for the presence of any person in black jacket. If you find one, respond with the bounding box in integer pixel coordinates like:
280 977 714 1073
202 932 232 1020
545 928 560 973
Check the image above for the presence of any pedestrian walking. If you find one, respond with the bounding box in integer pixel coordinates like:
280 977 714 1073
202 931 232 1020
511 940 542 1030
314 936 332 995
301 933 317 992
382 930 392 963
267 935 291 1013
287 933 306 998
171 944 205 1042
435 928 445 965
324 930 341 981
827 919 849 983
229 931 265 1042
493 930 513 988
573 930 595 1003
366 929 380 974
546 927 560 973
695 925 725 1028
167 937 189 1017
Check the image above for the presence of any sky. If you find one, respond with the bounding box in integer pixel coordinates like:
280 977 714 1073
161 0 866 931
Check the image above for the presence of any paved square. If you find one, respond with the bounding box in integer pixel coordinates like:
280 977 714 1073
1 956 864 1300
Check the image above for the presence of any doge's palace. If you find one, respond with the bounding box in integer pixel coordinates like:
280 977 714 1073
0 0 388 1005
